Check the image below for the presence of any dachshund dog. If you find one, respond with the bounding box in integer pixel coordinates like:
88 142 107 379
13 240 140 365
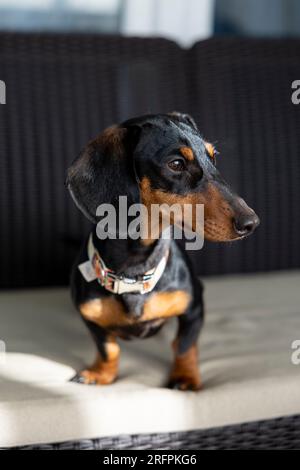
66 112 259 391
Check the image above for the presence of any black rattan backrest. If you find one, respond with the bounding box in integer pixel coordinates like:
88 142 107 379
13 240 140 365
0 34 299 287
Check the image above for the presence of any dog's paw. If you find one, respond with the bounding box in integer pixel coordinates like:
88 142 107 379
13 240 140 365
167 376 202 391
70 369 116 385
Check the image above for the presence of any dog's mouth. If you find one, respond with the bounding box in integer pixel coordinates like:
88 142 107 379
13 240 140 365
180 207 260 243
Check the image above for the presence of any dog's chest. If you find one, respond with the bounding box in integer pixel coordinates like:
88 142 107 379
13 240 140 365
79 290 190 336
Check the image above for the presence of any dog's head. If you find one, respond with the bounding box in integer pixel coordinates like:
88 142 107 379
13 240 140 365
66 112 259 242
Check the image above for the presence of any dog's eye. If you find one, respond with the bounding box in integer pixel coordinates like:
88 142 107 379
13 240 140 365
168 158 186 172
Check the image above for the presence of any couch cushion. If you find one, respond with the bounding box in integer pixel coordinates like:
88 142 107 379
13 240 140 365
0 271 300 447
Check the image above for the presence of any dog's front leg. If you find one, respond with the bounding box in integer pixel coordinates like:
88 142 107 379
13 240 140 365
72 316 120 385
167 302 204 391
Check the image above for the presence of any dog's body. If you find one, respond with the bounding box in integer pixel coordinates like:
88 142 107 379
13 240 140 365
71 232 204 389
67 112 259 390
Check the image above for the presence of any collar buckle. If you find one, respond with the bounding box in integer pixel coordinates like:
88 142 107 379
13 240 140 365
94 255 118 293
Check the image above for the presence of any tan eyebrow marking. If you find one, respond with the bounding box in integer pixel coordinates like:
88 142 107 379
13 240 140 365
204 142 216 161
179 146 194 161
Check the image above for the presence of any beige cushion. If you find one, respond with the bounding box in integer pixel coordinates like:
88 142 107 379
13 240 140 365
0 271 300 447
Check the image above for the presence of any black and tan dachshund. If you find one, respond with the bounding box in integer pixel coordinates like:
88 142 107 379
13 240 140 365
66 112 259 391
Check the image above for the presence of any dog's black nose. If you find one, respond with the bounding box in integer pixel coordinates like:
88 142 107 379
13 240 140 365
233 213 260 237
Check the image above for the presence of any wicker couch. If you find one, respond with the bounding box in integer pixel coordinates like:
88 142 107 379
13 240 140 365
0 33 300 449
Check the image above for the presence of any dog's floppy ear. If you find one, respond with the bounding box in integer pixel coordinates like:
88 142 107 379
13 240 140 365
168 111 198 131
66 126 140 223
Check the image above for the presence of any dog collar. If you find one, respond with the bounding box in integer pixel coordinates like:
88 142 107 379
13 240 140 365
78 234 169 295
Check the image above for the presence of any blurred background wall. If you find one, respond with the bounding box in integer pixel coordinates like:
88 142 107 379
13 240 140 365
0 0 299 42
0 0 300 287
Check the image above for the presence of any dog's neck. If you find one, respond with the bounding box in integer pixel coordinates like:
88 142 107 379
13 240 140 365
91 228 171 276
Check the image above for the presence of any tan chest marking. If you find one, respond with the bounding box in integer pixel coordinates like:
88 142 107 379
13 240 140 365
79 290 191 328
